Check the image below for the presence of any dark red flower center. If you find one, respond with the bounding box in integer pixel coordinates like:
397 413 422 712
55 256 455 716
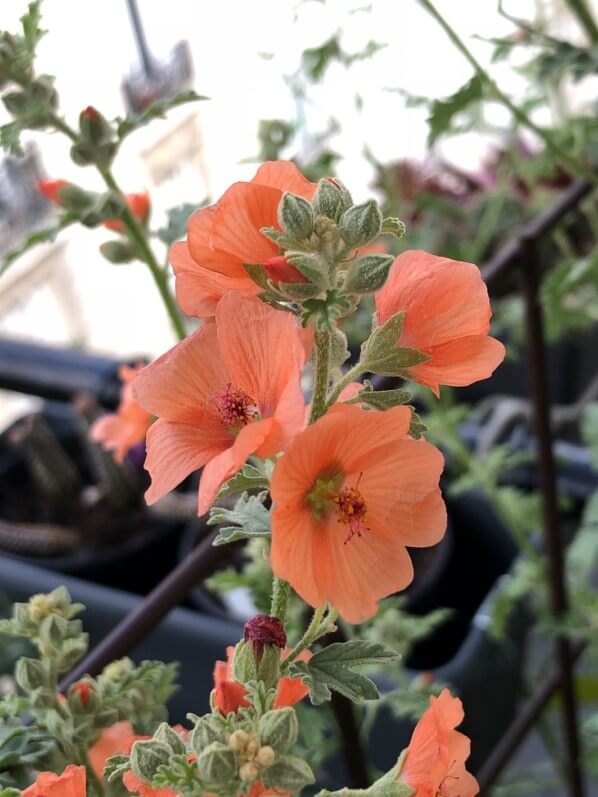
213 384 258 429
332 486 369 544
244 614 287 662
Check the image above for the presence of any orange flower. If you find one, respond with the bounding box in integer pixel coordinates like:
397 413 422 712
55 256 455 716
247 782 290 797
375 250 505 396
170 161 316 318
90 364 152 462
398 688 479 797
213 646 310 715
270 403 446 623
133 293 307 515
89 720 141 781
22 764 86 797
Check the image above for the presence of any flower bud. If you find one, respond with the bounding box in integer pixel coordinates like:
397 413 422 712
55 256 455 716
15 658 46 692
197 742 237 784
312 177 353 221
36 179 71 207
263 755 315 792
69 680 93 710
100 240 136 264
256 745 276 768
227 729 250 751
28 594 54 623
239 761 260 783
38 614 69 647
101 658 134 683
278 192 314 240
263 256 308 285
232 615 286 690
342 254 394 294
191 715 224 754
244 615 286 660
79 106 113 146
130 740 171 781
2 91 28 115
258 707 298 754
153 722 186 755
339 199 382 248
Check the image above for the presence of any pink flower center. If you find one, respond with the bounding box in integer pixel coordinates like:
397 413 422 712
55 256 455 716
332 486 369 544
213 384 258 429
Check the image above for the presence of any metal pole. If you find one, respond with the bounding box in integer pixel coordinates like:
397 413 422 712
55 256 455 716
125 0 155 79
477 640 585 793
517 232 584 797
60 529 230 687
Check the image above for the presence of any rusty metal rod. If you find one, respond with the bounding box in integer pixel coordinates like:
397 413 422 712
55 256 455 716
481 179 593 291
60 528 227 687
517 232 584 797
477 640 585 793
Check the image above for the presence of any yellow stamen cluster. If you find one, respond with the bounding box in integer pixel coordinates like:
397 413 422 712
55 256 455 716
333 485 370 544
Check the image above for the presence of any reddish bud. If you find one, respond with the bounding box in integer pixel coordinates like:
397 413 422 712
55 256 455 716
244 614 286 663
37 179 70 207
264 256 308 285
71 680 92 708
103 192 151 232
81 105 100 122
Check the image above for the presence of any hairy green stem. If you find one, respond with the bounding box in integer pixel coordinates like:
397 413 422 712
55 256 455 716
283 604 336 670
309 328 331 423
326 362 365 408
564 0 598 43
270 577 290 621
97 167 186 340
416 0 596 185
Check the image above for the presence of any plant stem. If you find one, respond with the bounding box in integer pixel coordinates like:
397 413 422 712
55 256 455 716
270 577 290 621
283 604 336 669
309 328 331 424
80 749 104 797
326 362 365 408
564 0 598 43
97 166 186 341
416 0 596 185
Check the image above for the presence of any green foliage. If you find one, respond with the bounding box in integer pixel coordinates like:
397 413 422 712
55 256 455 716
291 640 398 705
582 404 598 468
0 726 57 790
208 491 271 546
115 90 207 140
540 252 598 342
302 35 387 81
427 74 484 145
156 202 206 247
218 464 271 499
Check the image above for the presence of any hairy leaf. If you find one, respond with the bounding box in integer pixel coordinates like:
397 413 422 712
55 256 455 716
209 491 271 545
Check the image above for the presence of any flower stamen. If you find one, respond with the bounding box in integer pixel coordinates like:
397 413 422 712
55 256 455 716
333 482 369 544
213 384 258 430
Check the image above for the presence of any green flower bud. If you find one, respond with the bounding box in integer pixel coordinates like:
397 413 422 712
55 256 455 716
339 199 382 248
130 740 171 782
258 707 298 754
38 614 69 647
101 657 134 683
79 106 113 146
58 185 96 213
30 76 58 110
2 91 28 116
343 253 394 294
153 723 186 756
100 240 136 264
278 192 314 240
191 715 224 754
15 657 46 692
197 741 237 784
312 177 353 221
263 755 315 792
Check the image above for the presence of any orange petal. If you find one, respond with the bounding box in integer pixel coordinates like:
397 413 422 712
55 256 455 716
90 414 134 462
215 293 306 413
144 418 230 505
197 417 274 515
88 721 135 780
409 334 506 393
133 324 229 424
252 160 316 199
171 241 259 319
187 182 280 278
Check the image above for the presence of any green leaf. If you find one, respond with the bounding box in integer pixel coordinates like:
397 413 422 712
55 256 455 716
217 464 270 498
20 1 45 56
116 90 208 140
1 214 77 277
104 754 131 783
156 202 206 246
0 122 25 156
427 74 484 146
263 754 315 792
291 640 398 705
345 380 412 410
208 491 271 546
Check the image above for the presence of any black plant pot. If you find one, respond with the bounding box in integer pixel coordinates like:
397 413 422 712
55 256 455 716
0 401 184 595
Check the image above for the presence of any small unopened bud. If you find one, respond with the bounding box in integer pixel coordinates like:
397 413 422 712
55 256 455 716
239 762 260 783
246 739 259 757
278 192 314 240
258 707 298 755
28 594 53 622
339 199 382 248
36 179 71 207
15 658 46 692
70 680 93 709
312 177 353 220
102 657 134 682
153 723 186 755
264 256 308 285
256 745 276 768
342 254 394 294
228 729 250 751
130 740 171 781
197 742 237 784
